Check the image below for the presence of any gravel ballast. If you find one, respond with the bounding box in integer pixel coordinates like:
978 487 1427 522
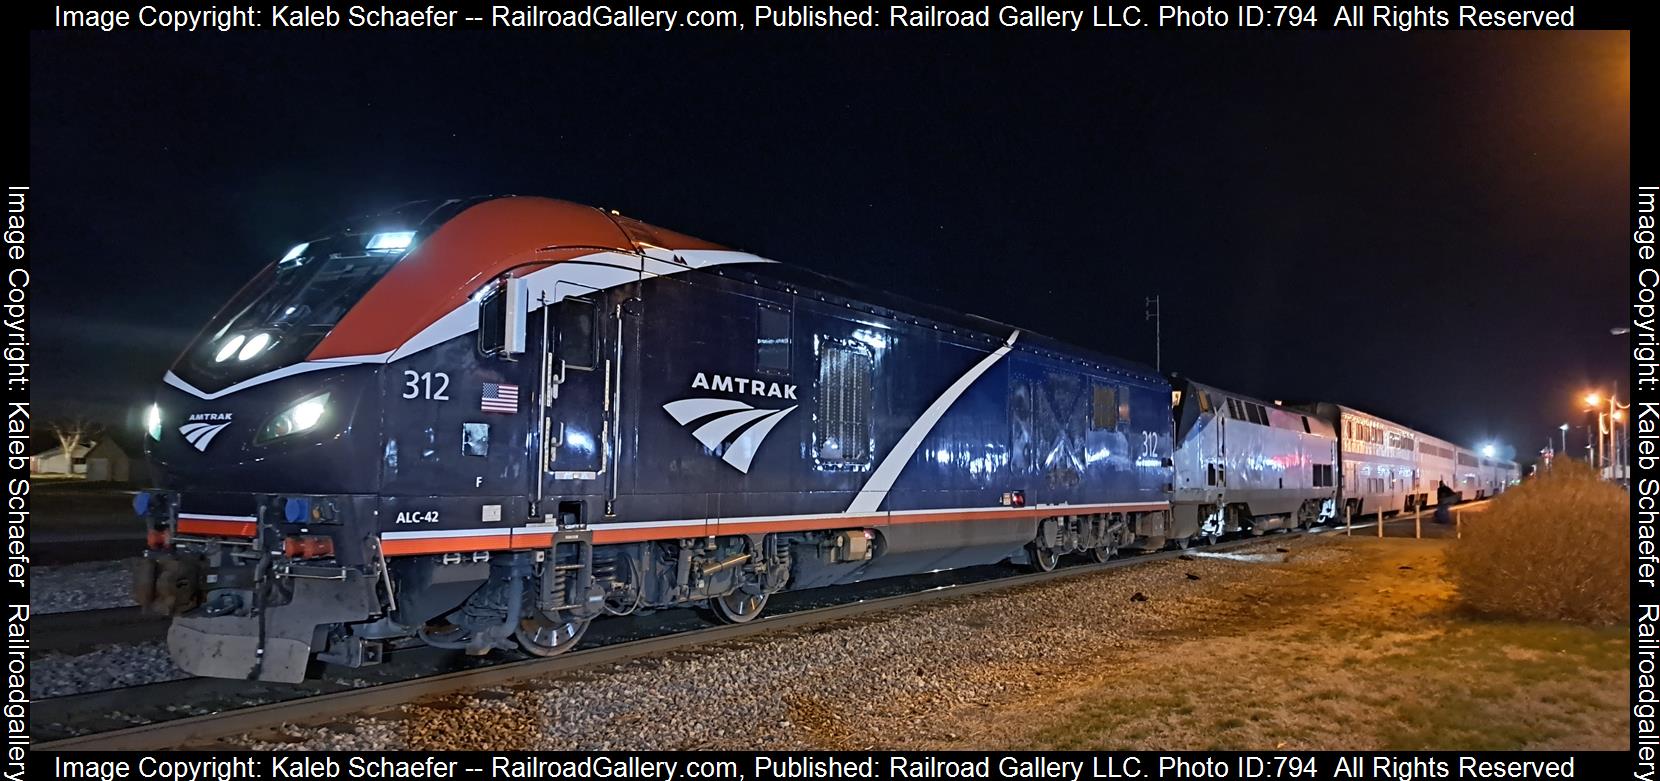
31 642 189 699
30 558 139 614
243 534 1350 750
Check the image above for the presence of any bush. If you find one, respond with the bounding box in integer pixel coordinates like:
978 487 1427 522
1445 460 1629 625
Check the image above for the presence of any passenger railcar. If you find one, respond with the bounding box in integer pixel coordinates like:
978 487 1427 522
1476 456 1514 498
1454 448 1483 500
134 196 1176 682
1298 405 1517 515
1413 434 1460 508
1302 404 1420 518
1168 379 1337 541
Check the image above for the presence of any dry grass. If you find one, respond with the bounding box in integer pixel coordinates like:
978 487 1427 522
1446 461 1629 625
928 538 1628 751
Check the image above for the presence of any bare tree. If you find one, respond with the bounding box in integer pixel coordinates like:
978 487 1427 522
48 415 103 466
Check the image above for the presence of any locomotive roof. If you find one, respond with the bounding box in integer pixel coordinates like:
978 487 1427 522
309 195 1163 385
1175 376 1286 412
706 258 1164 385
309 196 740 360
1175 376 1335 434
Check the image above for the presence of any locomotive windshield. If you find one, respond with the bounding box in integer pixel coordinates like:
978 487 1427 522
231 248 398 330
171 234 407 392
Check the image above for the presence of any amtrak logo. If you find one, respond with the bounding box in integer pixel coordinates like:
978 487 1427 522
179 413 233 452
663 398 797 474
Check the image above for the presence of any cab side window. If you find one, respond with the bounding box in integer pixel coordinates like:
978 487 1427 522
1091 385 1118 429
557 297 598 369
757 304 792 375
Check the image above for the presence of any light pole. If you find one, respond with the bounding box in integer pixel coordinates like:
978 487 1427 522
1613 407 1627 481
1586 390 1600 468
1558 423 1569 457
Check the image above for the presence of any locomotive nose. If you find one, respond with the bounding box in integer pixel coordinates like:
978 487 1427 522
148 371 378 495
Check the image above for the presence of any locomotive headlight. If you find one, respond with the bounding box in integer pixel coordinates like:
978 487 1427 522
238 332 273 361
145 404 162 440
214 334 245 363
257 393 331 444
366 231 415 252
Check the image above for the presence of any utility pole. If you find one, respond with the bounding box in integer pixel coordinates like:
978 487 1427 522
1145 295 1161 374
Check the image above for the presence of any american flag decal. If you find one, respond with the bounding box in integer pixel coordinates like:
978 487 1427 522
481 382 520 414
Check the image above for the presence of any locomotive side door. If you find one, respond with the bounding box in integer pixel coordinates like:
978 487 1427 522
535 282 610 526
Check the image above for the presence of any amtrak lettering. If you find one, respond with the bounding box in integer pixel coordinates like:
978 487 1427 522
690 372 797 400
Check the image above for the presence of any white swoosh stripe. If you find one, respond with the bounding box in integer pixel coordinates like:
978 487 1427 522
723 406 797 473
195 425 229 450
165 359 379 401
690 408 778 451
180 422 220 444
180 421 232 450
847 330 1020 513
164 249 772 400
664 397 752 425
389 252 767 363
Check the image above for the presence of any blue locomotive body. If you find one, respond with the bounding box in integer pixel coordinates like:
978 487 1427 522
137 197 1174 681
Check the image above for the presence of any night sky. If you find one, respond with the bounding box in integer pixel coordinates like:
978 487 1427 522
29 28 1629 461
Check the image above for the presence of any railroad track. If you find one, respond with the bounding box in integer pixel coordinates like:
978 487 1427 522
38 530 1343 750
34 606 164 654
31 499 1493 654
38 502 1500 750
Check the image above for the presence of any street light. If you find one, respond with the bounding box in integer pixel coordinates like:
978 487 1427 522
1581 388 1631 480
1558 423 1569 458
1582 391 1605 468
1480 444 1497 458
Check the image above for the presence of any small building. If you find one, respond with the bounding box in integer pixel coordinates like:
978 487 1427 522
31 435 149 483
30 442 90 476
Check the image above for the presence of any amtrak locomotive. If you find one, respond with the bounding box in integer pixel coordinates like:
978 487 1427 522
133 196 1514 681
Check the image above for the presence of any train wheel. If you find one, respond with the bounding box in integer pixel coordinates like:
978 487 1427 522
708 590 769 624
1089 545 1114 564
1026 542 1060 572
515 612 590 657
